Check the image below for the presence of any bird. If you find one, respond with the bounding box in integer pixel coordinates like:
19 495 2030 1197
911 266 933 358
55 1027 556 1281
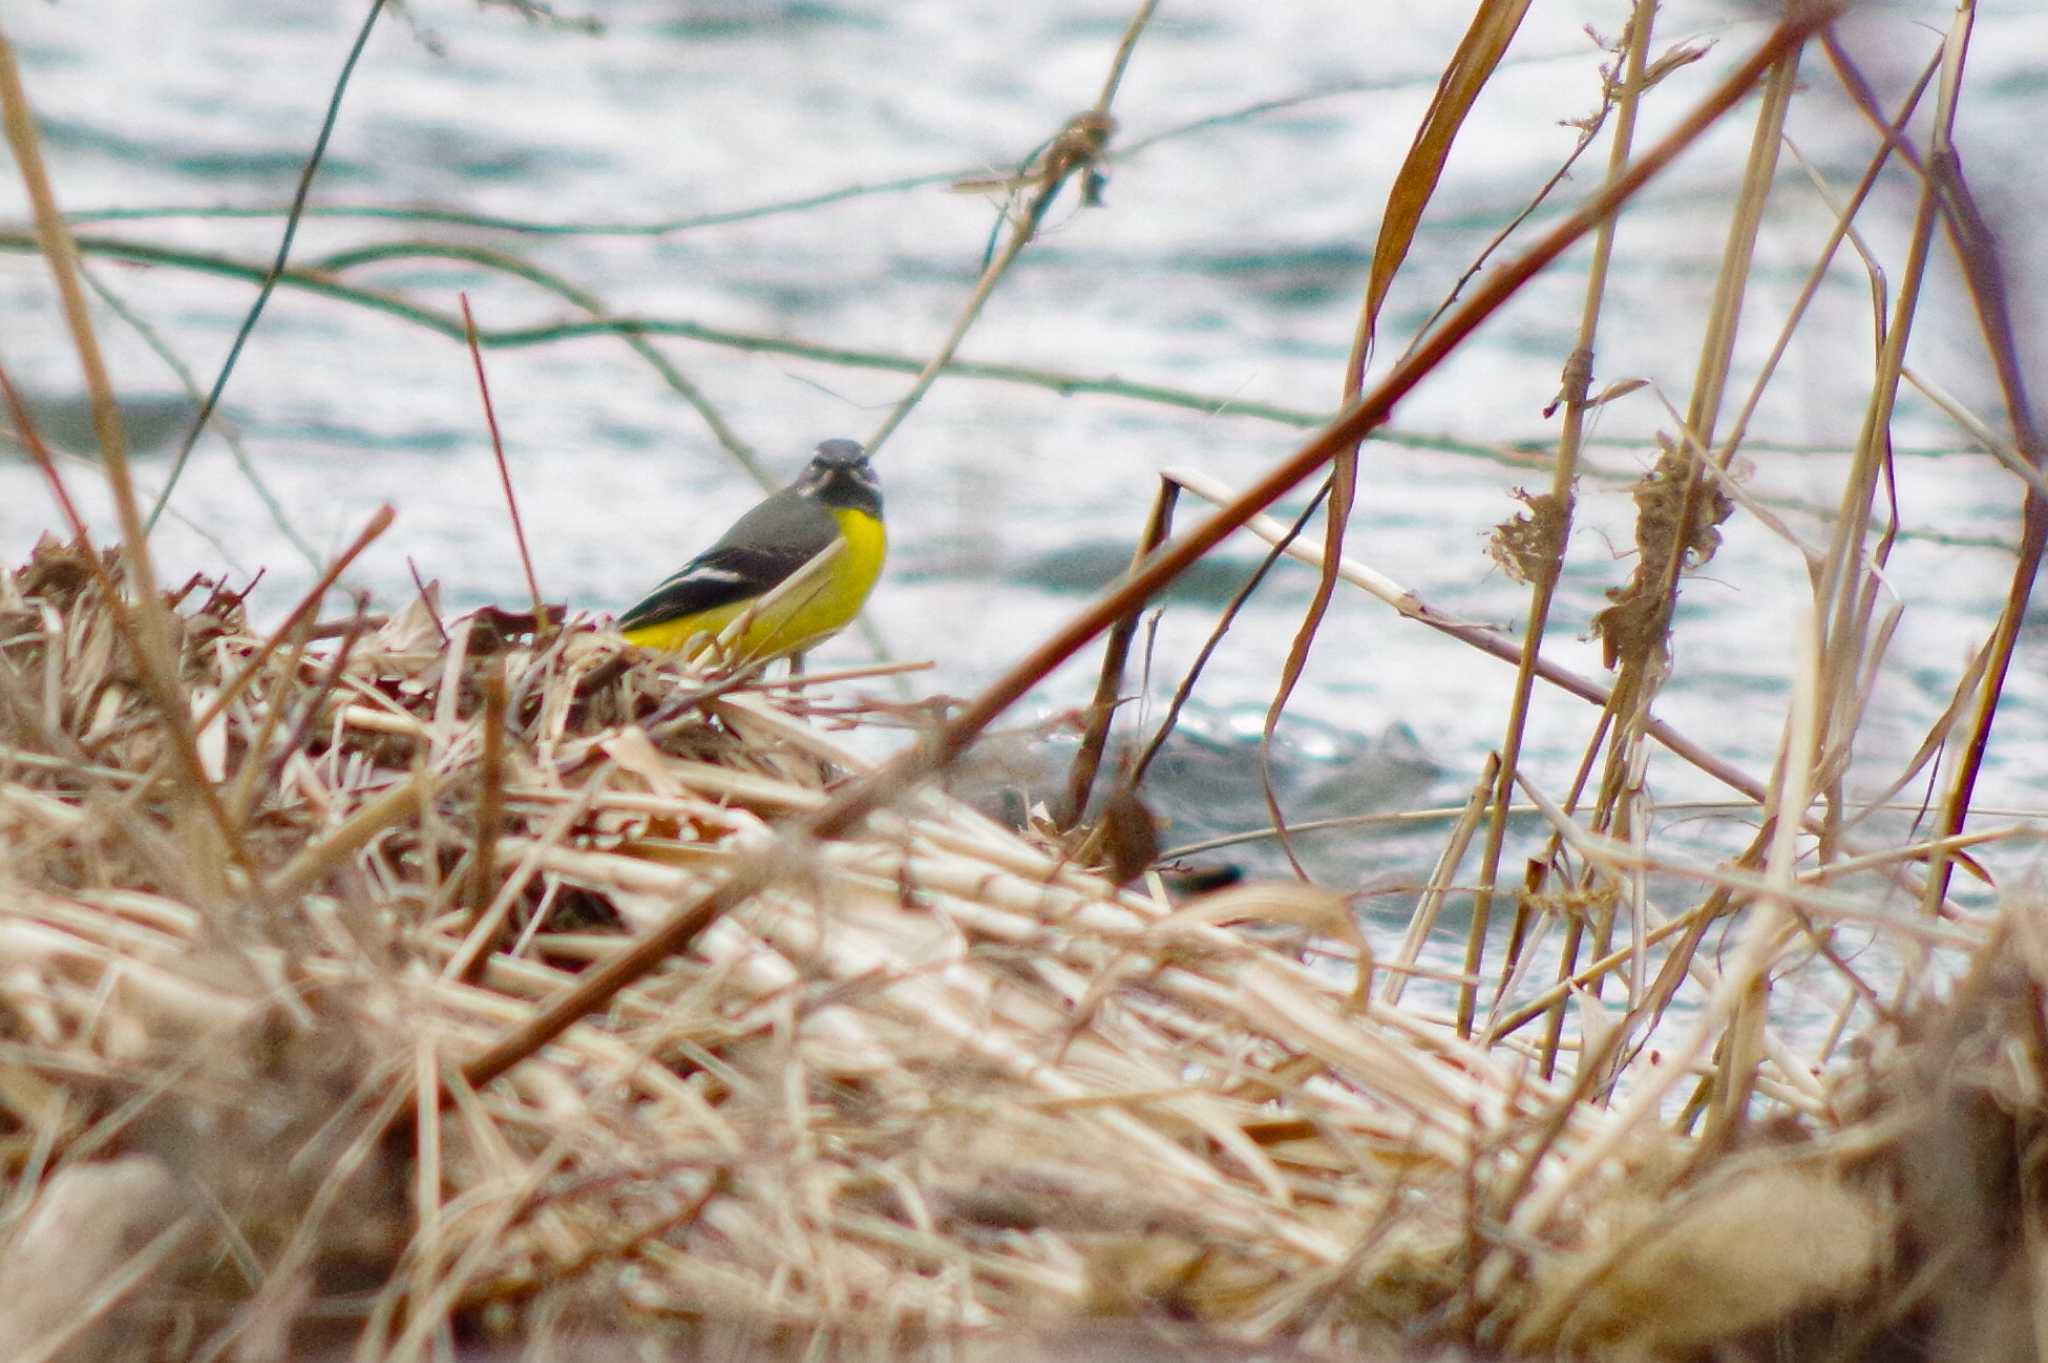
616 437 885 665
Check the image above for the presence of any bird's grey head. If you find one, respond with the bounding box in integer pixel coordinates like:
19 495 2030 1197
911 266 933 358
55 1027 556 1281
797 438 879 502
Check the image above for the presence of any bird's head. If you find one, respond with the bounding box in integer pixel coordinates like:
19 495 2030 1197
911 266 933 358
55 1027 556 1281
797 437 881 511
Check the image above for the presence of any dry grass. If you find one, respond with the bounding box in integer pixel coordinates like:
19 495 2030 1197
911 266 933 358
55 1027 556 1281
0 535 2039 1361
7 3 2048 1361
0 545 1651 1359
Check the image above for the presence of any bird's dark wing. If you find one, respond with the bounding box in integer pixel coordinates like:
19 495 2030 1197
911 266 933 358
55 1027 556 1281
617 488 837 631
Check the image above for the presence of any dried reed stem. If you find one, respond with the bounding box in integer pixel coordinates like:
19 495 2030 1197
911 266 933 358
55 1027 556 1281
1061 477 1178 829
0 28 246 878
460 293 549 638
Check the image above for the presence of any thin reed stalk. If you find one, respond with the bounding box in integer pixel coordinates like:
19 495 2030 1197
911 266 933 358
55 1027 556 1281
1 30 246 883
1468 1 1659 1041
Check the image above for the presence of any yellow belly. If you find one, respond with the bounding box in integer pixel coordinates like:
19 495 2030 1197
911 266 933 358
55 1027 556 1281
623 507 885 663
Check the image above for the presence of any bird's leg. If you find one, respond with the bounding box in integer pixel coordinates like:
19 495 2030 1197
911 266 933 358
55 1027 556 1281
788 650 807 679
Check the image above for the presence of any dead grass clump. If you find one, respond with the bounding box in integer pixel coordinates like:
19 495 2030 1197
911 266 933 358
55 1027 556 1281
1817 913 2048 1361
0 538 1637 1360
12 533 2020 1362
1515 1161 1889 1357
1487 488 1571 590
1589 436 1734 672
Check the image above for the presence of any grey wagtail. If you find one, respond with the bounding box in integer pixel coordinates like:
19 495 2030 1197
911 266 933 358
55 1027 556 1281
617 438 884 662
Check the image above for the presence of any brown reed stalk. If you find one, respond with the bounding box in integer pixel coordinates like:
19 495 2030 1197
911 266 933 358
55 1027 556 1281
0 29 249 882
407 1038 444 1358
460 293 550 638
0 38 153 590
1671 55 1942 957
1060 477 1178 830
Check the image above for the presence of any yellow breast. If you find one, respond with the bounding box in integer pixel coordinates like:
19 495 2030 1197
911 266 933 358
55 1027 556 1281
778 504 885 653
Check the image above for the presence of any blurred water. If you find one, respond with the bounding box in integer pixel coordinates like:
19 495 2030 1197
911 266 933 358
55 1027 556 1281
5 0 2047 1028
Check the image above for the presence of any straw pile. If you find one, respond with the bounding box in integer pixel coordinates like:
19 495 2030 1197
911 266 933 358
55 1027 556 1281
12 1 2048 1355
2 536 2036 1363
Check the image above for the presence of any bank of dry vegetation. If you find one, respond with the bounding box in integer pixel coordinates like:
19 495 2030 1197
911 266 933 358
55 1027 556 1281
5 1 2048 1360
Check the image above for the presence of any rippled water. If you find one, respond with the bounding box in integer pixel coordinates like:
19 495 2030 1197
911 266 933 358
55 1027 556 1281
6 0 2047 1006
